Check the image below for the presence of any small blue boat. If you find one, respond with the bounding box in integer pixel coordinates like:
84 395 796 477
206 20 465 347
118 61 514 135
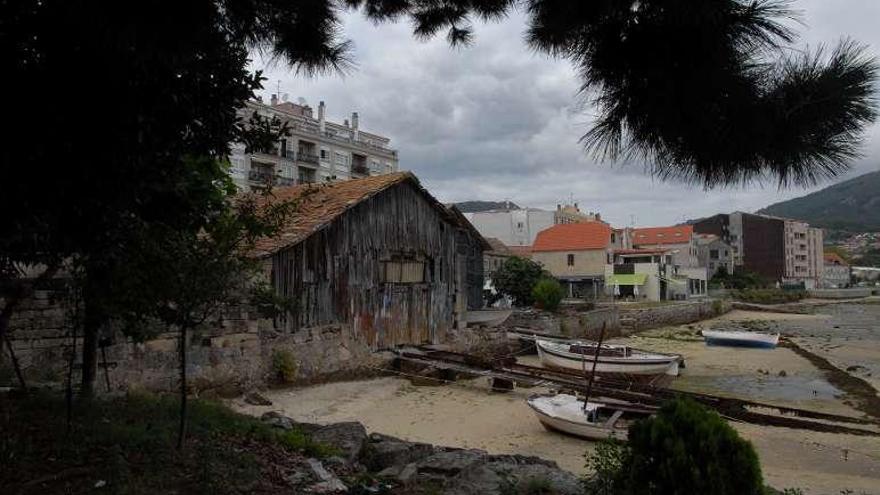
701 330 779 349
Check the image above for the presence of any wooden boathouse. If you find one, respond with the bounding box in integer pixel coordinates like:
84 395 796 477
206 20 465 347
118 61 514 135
254 172 490 350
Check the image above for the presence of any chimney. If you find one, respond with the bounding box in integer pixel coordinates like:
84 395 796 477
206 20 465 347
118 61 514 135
574 202 579 210
352 112 360 141
318 101 326 132
344 119 349 127
270 94 278 106
557 204 561 211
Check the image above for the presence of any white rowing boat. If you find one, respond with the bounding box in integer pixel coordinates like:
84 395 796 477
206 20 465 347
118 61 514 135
701 330 779 348
535 339 682 376
527 393 629 441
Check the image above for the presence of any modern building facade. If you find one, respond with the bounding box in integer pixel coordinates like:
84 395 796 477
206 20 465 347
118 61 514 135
694 212 824 287
605 248 708 301
464 203 602 248
229 97 399 191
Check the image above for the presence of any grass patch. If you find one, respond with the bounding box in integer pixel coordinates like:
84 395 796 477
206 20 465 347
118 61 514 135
0 391 334 494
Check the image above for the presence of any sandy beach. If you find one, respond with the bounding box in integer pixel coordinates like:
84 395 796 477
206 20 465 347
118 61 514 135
232 306 880 494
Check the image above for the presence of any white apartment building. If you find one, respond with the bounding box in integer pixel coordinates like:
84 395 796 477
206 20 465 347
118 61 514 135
464 203 601 248
229 97 399 190
783 220 824 289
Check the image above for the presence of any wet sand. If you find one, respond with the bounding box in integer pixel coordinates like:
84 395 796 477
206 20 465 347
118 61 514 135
233 307 880 494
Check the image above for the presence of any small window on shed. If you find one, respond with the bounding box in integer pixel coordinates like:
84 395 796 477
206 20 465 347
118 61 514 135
567 254 575 266
381 258 426 283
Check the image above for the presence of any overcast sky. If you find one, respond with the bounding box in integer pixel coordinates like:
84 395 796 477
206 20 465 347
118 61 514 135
252 0 880 228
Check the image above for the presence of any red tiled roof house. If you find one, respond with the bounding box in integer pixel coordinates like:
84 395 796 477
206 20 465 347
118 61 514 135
531 222 612 297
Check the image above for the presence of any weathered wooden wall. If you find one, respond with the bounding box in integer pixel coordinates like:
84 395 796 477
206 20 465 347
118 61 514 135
270 182 471 349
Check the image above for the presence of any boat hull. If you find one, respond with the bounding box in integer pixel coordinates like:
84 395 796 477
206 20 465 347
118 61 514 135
536 341 680 376
701 330 779 349
527 395 628 441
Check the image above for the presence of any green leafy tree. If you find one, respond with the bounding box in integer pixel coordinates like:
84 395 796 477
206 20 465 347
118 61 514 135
583 397 764 495
111 187 295 447
492 257 547 306
532 277 564 311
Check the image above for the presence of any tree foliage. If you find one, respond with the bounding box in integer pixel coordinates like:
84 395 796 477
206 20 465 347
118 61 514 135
344 0 877 187
532 277 564 311
492 257 548 306
583 397 764 495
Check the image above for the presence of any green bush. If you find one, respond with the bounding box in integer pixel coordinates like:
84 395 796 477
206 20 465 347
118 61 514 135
734 288 806 304
532 277 564 311
583 397 764 495
710 267 771 290
492 257 548 306
272 349 298 383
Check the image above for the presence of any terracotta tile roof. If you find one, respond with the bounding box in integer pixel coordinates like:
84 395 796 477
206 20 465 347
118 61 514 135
532 222 611 252
508 245 533 258
632 225 693 246
252 172 443 256
823 252 849 266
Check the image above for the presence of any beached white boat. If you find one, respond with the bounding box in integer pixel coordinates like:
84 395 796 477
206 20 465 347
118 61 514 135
701 330 779 348
535 339 682 376
527 394 629 441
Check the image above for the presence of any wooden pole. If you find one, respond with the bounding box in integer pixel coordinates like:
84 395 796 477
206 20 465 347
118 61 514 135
582 322 606 411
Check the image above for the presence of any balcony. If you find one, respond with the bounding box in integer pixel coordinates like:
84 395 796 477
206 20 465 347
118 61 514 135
297 151 319 165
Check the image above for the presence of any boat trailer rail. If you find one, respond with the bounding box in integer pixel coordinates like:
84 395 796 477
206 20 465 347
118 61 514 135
393 346 879 437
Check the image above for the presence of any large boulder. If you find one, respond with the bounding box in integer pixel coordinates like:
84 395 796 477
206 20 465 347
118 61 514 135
365 433 436 471
310 422 368 464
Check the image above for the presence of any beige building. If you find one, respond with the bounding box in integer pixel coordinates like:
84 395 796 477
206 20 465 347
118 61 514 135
531 222 612 298
782 220 824 289
229 97 399 191
554 203 602 224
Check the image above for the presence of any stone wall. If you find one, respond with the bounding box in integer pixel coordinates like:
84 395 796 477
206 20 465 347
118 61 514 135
618 299 731 334
808 288 874 299
0 289 506 394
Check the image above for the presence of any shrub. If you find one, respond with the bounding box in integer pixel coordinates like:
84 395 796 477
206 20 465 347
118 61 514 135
582 397 764 495
492 257 548 306
735 288 806 304
532 277 564 311
272 349 298 383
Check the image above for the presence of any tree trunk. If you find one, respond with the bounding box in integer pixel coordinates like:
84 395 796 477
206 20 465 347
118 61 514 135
79 303 100 399
3 334 26 389
177 324 189 449
66 318 78 432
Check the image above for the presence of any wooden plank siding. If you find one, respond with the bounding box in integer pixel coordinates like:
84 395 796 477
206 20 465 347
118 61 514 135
269 182 465 350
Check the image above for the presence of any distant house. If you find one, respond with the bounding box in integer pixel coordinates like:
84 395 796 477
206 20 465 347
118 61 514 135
631 225 699 268
606 248 707 301
483 237 514 281
822 253 851 288
531 222 612 298
696 234 734 278
255 172 488 348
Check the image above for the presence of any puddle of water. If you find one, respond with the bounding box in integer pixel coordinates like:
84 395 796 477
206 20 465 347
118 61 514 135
675 374 842 403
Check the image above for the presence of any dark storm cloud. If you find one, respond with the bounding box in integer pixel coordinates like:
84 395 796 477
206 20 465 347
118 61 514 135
253 1 880 227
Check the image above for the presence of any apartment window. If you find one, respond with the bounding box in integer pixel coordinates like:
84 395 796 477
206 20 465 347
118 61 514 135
320 149 329 160
611 233 616 243
710 249 719 260
381 259 426 283
334 152 348 166
567 254 575 266
516 222 524 230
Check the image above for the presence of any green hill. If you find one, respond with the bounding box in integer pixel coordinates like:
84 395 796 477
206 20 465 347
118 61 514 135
453 200 520 213
757 170 880 232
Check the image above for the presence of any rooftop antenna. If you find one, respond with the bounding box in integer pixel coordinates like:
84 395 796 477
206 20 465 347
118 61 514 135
630 214 636 227
276 80 282 98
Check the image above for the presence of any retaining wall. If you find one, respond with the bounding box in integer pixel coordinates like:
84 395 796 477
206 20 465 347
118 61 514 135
0 289 505 395
617 299 731 334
